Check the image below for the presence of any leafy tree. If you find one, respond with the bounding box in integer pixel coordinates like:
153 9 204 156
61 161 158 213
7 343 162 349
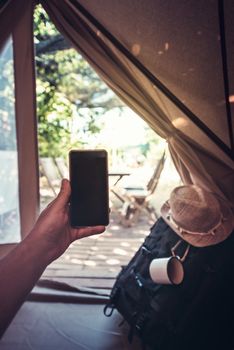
34 5 124 157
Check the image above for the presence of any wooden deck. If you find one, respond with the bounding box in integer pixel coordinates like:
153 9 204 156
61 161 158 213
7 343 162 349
42 211 152 290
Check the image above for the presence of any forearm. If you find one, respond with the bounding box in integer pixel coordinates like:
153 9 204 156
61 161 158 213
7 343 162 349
0 233 52 337
0 179 105 338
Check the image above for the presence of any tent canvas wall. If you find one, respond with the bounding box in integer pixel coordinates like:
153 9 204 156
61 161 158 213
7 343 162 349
0 0 233 246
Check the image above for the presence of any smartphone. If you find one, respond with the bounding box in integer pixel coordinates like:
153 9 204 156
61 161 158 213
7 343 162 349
69 149 109 227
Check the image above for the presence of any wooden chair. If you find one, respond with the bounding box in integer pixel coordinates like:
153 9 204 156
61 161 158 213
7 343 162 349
39 157 62 196
113 151 166 226
55 157 69 178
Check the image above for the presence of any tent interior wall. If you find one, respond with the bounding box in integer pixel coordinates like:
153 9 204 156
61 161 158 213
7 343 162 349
0 0 233 249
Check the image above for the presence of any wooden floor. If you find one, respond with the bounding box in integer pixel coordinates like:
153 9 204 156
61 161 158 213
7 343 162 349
42 211 153 290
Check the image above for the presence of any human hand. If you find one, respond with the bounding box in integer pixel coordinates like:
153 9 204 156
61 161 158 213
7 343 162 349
29 179 106 263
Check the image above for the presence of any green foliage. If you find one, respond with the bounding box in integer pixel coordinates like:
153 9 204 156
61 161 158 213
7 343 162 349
34 5 161 162
34 6 58 41
34 5 121 157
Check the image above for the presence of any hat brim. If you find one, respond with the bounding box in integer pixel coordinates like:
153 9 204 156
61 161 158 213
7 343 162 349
161 196 234 247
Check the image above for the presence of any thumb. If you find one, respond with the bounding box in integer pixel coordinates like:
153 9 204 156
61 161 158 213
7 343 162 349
54 179 71 209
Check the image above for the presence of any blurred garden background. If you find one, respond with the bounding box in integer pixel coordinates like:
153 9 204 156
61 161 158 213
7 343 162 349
34 5 181 214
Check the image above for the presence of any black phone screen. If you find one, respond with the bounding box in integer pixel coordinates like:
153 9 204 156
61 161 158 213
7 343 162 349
69 150 109 227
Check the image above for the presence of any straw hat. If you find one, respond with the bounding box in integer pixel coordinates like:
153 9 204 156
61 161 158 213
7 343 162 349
161 185 234 247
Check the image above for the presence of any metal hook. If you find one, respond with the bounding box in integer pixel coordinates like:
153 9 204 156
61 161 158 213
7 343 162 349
171 240 190 262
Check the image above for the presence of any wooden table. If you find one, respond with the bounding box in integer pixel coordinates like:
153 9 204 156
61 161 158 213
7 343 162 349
108 172 130 186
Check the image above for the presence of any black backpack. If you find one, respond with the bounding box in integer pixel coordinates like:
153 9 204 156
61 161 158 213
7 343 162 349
104 218 234 350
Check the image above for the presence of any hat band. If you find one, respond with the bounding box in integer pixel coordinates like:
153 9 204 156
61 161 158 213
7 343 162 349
169 212 224 236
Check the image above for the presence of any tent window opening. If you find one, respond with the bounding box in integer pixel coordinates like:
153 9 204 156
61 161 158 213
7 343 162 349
0 37 21 244
34 5 181 287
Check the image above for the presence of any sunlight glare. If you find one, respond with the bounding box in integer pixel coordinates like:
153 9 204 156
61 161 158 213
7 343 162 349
172 117 188 128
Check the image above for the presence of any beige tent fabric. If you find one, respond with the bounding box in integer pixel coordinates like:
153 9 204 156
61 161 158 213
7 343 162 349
41 0 234 207
168 136 234 202
77 0 234 155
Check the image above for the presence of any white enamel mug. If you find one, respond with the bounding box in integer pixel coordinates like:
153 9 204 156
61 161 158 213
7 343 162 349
149 256 184 285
